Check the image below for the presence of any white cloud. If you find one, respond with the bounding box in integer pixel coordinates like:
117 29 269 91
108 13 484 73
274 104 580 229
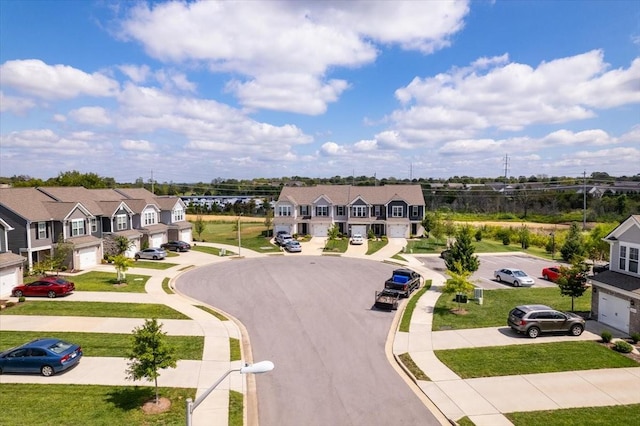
118 64 151 83
118 0 469 113
0 91 35 114
69 106 112 125
320 141 347 156
1 129 93 154
0 59 119 100
121 139 153 151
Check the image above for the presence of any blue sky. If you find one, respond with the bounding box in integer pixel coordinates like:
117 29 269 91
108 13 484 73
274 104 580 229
1 0 639 183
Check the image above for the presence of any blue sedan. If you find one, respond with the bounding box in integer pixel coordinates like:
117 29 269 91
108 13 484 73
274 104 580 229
0 338 83 376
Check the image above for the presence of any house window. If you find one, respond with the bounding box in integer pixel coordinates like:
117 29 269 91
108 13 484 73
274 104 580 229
144 212 156 226
351 206 367 217
620 246 627 270
173 208 184 222
412 206 419 217
300 205 310 216
278 205 291 217
116 214 127 231
374 206 381 216
90 218 98 233
37 222 47 239
336 206 345 216
630 247 639 274
392 206 403 217
316 206 328 217
71 219 85 237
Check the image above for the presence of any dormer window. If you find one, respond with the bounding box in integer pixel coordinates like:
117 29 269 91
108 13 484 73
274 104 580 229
392 206 403 217
37 222 48 239
116 214 127 231
316 206 328 217
144 211 157 226
173 207 185 222
352 206 367 217
278 205 292 216
71 219 85 237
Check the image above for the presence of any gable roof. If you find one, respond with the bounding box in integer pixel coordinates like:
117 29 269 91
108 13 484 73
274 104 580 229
277 185 425 206
604 215 640 241
0 187 64 221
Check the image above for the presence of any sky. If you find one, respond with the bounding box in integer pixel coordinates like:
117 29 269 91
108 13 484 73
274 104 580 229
1 0 639 184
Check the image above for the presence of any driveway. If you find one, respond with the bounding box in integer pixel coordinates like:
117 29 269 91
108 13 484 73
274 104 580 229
176 255 442 426
417 253 562 289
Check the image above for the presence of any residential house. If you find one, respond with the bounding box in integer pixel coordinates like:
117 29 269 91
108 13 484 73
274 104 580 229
274 185 425 238
0 217 26 297
590 215 640 335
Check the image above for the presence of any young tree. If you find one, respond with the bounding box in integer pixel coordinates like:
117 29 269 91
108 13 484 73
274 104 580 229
556 260 590 312
194 215 206 241
126 318 177 404
442 268 475 312
113 235 133 255
327 224 339 240
560 222 586 262
112 254 134 283
264 202 273 237
445 225 480 274
586 223 616 263
51 236 73 273
422 211 442 239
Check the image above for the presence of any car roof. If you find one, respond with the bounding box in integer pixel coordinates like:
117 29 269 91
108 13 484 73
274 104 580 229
515 304 553 312
23 338 63 348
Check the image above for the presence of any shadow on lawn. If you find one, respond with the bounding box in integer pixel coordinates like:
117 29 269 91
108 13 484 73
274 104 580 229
106 386 155 410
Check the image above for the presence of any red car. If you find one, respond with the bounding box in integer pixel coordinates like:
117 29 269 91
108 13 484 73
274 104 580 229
12 278 75 298
542 266 561 282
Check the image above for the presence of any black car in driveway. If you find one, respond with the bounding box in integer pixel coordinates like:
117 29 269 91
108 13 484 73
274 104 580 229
161 241 191 252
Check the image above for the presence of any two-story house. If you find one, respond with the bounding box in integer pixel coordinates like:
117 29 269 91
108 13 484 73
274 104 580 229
0 217 26 297
274 185 425 238
590 215 640 335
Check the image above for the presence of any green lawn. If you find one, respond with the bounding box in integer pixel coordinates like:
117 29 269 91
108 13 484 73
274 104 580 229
0 331 204 360
399 281 432 332
435 341 638 378
130 260 178 270
506 404 640 426
323 238 348 253
0 301 190 319
433 287 592 331
366 238 388 255
193 220 280 253
406 237 552 259
192 245 232 256
59 271 151 293
0 384 193 425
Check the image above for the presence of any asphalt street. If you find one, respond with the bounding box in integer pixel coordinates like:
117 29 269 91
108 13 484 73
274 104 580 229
176 255 443 426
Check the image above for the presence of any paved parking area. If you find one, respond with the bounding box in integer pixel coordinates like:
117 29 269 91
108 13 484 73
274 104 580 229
417 253 563 290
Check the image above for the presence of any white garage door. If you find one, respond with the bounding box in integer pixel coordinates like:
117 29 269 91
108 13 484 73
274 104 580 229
78 247 97 269
150 233 163 248
388 224 408 238
351 225 366 236
180 229 192 244
125 241 139 259
0 268 18 298
598 293 630 333
313 224 329 237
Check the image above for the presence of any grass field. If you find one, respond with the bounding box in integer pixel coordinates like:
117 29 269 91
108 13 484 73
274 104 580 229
506 404 640 426
192 220 279 253
0 330 204 360
0 301 190 319
29 271 151 293
432 287 592 331
0 384 193 425
435 341 638 378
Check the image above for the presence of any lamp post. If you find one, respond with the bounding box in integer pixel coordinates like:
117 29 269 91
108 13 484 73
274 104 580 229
237 214 242 257
185 360 274 426
550 232 555 260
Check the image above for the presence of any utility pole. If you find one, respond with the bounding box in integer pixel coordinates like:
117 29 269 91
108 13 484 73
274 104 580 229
503 154 509 182
583 170 587 230
150 170 155 194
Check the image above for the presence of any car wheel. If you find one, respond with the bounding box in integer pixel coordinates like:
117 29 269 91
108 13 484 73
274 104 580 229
543 274 549 280
14 290 23 297
48 291 56 298
527 327 540 338
153 256 158 260
570 324 584 336
41 365 55 377
495 275 502 282
513 280 520 287
135 255 140 260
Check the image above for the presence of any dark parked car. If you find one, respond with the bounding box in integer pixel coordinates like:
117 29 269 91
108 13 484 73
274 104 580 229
0 338 83 376
12 279 75 298
135 248 167 260
161 241 191 252
592 263 609 274
507 304 585 338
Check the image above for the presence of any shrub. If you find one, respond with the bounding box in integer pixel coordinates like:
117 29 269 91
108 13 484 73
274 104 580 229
601 331 612 343
18 296 26 303
474 229 482 242
631 333 640 344
6 301 15 308
613 340 633 353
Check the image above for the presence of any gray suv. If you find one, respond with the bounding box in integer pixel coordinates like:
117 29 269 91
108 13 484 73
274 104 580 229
507 304 585 338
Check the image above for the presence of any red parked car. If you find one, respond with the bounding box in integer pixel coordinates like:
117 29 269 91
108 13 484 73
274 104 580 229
541 266 561 282
11 278 75 298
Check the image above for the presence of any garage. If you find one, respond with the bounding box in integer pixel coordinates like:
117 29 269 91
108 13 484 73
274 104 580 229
0 268 18 298
313 224 329 237
598 292 630 333
179 229 192 244
388 224 408 238
150 233 163 248
350 225 367 236
78 247 98 269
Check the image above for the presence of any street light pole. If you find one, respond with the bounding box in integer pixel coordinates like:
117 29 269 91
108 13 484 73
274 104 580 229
237 214 242 257
185 360 274 426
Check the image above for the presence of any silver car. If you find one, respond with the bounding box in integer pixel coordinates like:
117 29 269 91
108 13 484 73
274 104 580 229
135 248 167 260
494 268 535 287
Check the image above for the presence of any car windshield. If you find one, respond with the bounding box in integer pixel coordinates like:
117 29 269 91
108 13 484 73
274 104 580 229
513 270 527 277
48 341 73 354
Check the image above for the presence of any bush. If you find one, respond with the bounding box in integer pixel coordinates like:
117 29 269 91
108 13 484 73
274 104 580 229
6 301 15 308
18 296 25 303
631 333 640 344
613 340 633 353
474 229 482 242
601 331 612 343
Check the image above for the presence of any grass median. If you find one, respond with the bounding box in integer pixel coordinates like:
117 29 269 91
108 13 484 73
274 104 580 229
0 330 204 359
0 301 190 319
54 271 151 292
433 287 592 331
435 341 638 378
506 404 640 426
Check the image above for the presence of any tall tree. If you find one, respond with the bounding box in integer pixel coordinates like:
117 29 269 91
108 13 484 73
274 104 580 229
560 222 586 262
126 318 177 404
556 260 590 311
445 225 480 273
